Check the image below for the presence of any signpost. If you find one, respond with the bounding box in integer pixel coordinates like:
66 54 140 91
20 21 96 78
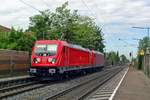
139 49 144 56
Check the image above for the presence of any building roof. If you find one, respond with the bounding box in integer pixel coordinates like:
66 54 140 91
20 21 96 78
0 25 11 32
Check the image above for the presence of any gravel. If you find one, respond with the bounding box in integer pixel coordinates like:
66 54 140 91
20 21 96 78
4 67 123 100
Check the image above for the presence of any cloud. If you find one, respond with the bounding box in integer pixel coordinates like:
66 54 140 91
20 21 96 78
0 0 149 57
1 0 150 28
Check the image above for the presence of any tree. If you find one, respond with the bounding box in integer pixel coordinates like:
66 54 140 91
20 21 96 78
138 37 150 53
28 2 105 52
105 51 120 65
0 28 36 52
120 54 129 64
137 36 150 70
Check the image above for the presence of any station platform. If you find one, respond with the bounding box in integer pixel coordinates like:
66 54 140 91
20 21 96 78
113 66 150 100
0 75 30 82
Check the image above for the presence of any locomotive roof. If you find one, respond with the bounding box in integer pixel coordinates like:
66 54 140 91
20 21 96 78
35 40 67 44
35 40 103 54
35 40 90 52
36 40 103 55
68 44 90 52
92 50 104 55
35 40 104 54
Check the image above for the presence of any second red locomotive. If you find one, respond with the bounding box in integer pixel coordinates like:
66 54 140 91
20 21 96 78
30 40 104 77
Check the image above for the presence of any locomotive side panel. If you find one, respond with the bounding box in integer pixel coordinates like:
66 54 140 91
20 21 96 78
67 47 91 67
91 50 104 67
56 46 68 67
95 53 104 67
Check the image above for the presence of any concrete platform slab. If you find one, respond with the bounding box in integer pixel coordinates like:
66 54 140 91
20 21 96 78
113 67 150 100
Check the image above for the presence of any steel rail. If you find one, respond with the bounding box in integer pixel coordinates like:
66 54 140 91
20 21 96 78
0 76 35 89
45 67 123 100
77 68 123 100
0 82 49 99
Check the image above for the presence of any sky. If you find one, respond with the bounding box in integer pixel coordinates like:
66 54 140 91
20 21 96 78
1 0 150 58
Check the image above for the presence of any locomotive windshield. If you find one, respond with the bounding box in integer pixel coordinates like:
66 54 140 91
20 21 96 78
35 44 57 56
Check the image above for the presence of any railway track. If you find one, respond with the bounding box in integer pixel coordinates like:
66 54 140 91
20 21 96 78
0 76 44 99
0 76 36 89
0 82 45 99
1 66 126 100
86 67 128 100
44 67 124 100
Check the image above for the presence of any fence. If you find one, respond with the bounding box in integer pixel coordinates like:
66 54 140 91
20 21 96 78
0 49 29 77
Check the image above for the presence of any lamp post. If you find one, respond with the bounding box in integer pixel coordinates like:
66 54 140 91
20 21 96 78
132 27 150 70
145 47 150 76
132 27 150 37
132 27 150 48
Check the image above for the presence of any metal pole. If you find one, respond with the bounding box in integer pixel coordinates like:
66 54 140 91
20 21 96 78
147 28 149 37
148 29 150 51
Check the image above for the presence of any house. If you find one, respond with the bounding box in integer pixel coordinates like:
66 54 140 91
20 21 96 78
0 25 11 32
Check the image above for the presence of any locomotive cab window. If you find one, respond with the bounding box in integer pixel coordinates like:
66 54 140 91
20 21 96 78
35 44 57 56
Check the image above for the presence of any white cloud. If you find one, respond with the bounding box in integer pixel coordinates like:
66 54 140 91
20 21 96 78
1 0 150 28
0 0 150 57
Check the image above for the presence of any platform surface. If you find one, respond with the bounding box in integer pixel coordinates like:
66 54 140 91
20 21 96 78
0 75 30 82
114 67 150 100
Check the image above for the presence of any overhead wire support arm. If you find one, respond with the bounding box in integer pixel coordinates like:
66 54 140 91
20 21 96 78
132 26 150 37
132 27 145 29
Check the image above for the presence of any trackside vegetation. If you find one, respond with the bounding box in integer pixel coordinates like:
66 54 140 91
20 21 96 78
134 36 150 78
0 28 36 52
0 2 105 53
105 51 129 65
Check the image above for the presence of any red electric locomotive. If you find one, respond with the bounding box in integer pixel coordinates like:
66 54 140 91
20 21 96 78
30 40 104 77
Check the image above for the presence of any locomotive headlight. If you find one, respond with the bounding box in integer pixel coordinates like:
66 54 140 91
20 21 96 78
51 58 56 64
35 61 38 64
48 58 53 62
48 58 56 64
34 58 41 63
36 58 41 62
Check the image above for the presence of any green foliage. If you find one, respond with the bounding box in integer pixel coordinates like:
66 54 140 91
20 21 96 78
105 51 120 65
137 36 150 70
0 2 105 53
138 37 150 53
0 28 36 52
28 2 105 52
120 54 129 63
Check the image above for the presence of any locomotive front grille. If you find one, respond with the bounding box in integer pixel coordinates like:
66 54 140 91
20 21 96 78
42 58 47 63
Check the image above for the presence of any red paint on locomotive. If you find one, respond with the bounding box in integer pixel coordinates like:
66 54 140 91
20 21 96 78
30 40 104 76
